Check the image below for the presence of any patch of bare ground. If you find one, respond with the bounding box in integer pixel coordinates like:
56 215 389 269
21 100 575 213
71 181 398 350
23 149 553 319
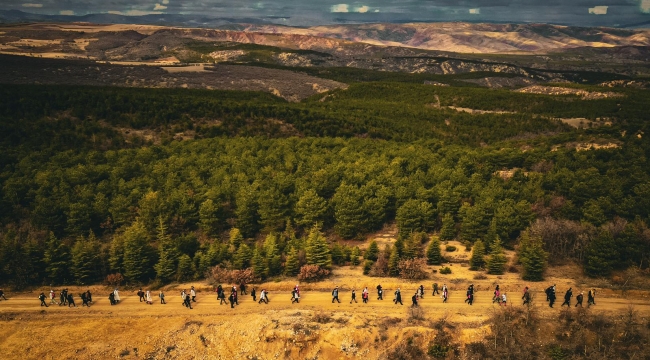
552 140 621 152
516 85 624 99
556 117 612 129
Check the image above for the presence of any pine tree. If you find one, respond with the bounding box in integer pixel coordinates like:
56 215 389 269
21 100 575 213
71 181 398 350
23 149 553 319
284 246 300 276
305 226 332 269
233 243 253 270
469 240 486 270
295 189 328 228
365 240 379 261
264 234 282 276
403 232 425 259
485 217 498 251
109 233 125 273
229 228 244 250
71 233 100 285
426 237 442 265
154 217 180 283
396 199 435 235
198 199 219 236
122 220 155 283
388 245 400 277
235 187 259 238
584 230 618 277
333 184 367 239
331 243 345 265
44 232 71 284
518 231 548 281
440 213 456 241
176 254 195 282
251 247 267 280
486 237 507 275
351 247 361 266
257 187 290 233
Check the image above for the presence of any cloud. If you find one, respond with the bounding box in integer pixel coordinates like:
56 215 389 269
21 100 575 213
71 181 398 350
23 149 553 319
469 8 481 14
21 3 42 8
588 6 608 15
162 0 169 4
153 4 167 10
59 10 74 15
354 5 369 13
330 4 349 13
641 0 650 13
108 10 162 16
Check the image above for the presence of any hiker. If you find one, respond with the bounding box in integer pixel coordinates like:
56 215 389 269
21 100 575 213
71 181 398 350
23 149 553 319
39 292 48 307
232 289 239 305
549 287 556 308
81 292 91 307
493 285 501 304
240 282 247 295
465 284 474 303
67 293 76 307
294 285 300 298
159 291 166 304
588 289 596 306
138 288 145 302
467 293 474 305
145 290 153 305
181 290 187 307
545 285 555 302
190 286 197 302
561 288 573 307
394 288 403 305
184 292 193 309
576 292 584 307
432 283 440 296
377 284 383 300
113 288 120 303
362 287 369 304
86 290 92 304
49 290 58 305
251 288 257 301
218 287 227 305
291 289 300 304
59 290 66 306
259 289 269 304
332 286 341 303
0 289 6 300
350 289 357 304
442 286 448 303
419 285 425 299
501 293 507 306
522 287 531 305
109 292 116 305
411 292 419 307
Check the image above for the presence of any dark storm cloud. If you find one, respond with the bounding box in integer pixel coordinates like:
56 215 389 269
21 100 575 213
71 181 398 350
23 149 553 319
2 0 650 27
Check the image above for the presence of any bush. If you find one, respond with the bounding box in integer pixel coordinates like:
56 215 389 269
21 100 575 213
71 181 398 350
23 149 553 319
369 255 389 277
313 311 332 324
208 266 258 285
297 265 331 282
363 260 373 275
439 267 452 275
397 258 429 280
445 245 457 252
473 272 487 280
105 273 125 287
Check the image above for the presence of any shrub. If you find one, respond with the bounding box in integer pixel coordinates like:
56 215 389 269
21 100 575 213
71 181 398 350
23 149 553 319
439 267 452 275
105 273 125 287
397 258 429 280
473 272 487 280
208 266 258 285
363 260 373 275
508 265 519 273
313 311 332 323
370 254 389 277
297 264 331 282
445 245 457 252
428 343 451 359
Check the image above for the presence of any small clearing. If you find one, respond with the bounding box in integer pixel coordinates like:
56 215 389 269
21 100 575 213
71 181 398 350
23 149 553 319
515 85 624 99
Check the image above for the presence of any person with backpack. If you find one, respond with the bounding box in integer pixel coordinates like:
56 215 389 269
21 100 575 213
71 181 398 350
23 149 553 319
467 292 474 306
113 288 120 303
251 288 257 302
137 288 145 303
59 289 67 306
86 290 92 304
588 289 596 306
501 293 507 306
181 290 187 307
442 286 448 303
575 292 584 307
0 289 7 300
39 292 48 307
549 287 556 308
362 287 369 304
332 286 340 303
394 288 403 305
432 283 440 296
291 289 300 304
109 292 116 305
561 288 573 307
240 283 247 295
159 290 166 304
67 293 76 307
49 290 58 305
418 285 425 299
411 292 419 307
545 285 555 302
259 289 269 304
377 284 383 300
350 289 357 304
218 287 227 305
493 285 501 304
145 290 153 305
184 292 193 309
522 287 531 306
190 286 197 302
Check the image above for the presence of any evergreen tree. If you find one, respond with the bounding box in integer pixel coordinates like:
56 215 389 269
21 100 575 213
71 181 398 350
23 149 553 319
229 228 244 250
331 243 345 265
351 246 361 266
396 199 435 235
251 247 267 280
235 187 259 238
460 203 489 243
333 184 367 239
122 221 155 283
388 245 400 276
485 217 498 251
365 240 379 261
469 240 486 270
233 243 253 270
584 230 618 277
518 231 548 281
403 232 425 259
305 226 332 269
486 237 507 275
71 232 100 285
440 213 456 241
154 217 180 283
198 199 219 236
295 189 328 228
44 232 70 284
109 233 124 273
263 234 282 276
426 237 442 265
257 187 290 233
176 254 195 282
284 246 300 276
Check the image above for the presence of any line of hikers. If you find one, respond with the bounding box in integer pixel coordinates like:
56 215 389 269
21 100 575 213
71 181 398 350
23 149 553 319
39 289 93 307
544 284 596 308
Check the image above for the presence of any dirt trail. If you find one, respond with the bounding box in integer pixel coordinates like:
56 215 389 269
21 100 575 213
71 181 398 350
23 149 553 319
1 289 649 360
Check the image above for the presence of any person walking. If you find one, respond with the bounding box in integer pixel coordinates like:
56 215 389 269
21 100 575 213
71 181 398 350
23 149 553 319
411 292 419 307
362 287 369 304
332 286 341 303
190 286 197 302
561 288 573 307
522 287 531 306
394 288 403 305
218 287 227 305
251 288 257 302
588 289 596 306
432 283 440 296
184 292 193 309
159 291 166 304
350 289 357 304
181 290 187 307
545 285 554 302
0 289 7 300
81 292 91 307
377 284 383 300
39 292 48 307
86 290 92 304
501 293 507 306
418 285 425 299
113 288 120 303
442 286 448 303
67 293 76 307
240 283 247 295
145 290 153 305
549 287 556 308
137 288 145 303
232 289 239 305
49 290 58 305
259 289 269 304
109 292 116 305
575 292 584 307
493 285 501 304
291 289 300 304
59 290 66 306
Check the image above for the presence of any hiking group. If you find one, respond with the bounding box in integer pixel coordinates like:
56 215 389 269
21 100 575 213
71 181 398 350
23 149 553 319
544 285 596 308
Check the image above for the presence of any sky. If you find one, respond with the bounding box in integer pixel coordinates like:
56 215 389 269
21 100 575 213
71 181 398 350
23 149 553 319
4 0 650 27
